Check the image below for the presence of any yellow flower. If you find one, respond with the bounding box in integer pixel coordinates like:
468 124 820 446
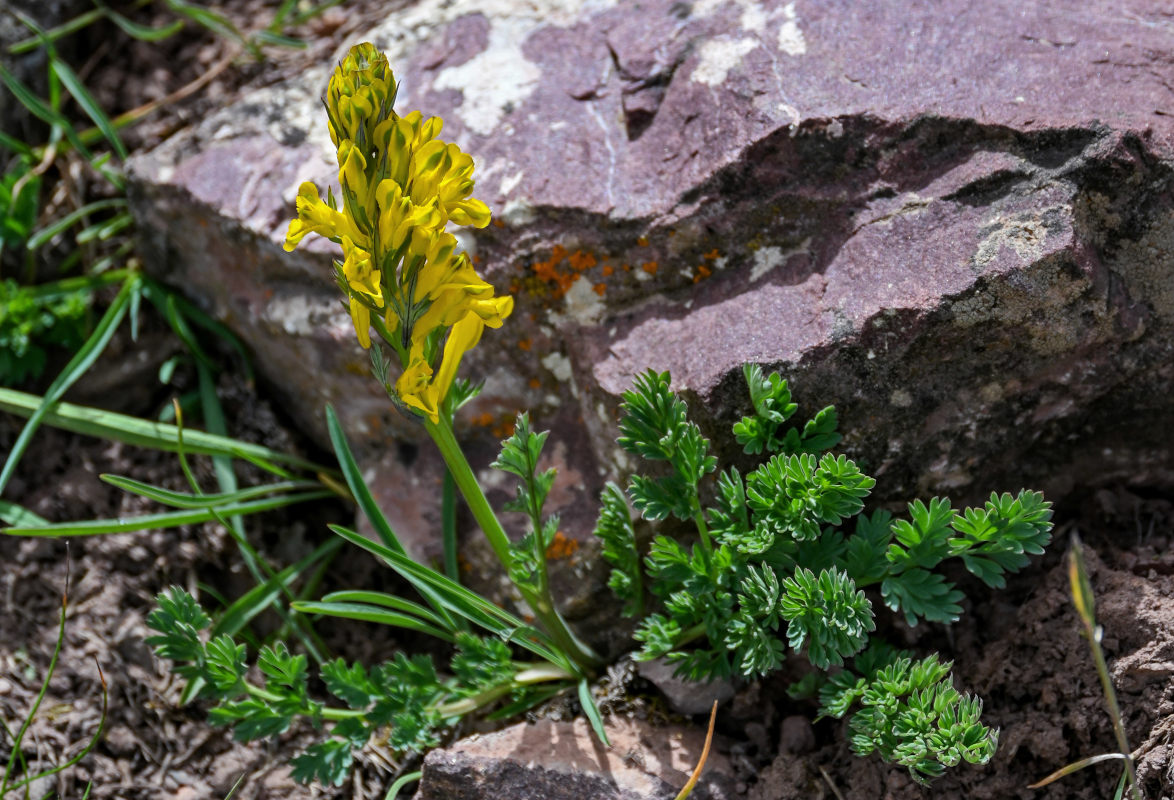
376 111 443 189
395 349 438 421
395 312 488 423
284 183 352 251
408 140 491 227
285 42 511 419
337 140 377 239
376 180 442 260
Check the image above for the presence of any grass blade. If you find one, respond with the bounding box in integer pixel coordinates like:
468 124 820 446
7 7 104 54
383 770 422 800
51 56 128 159
25 268 131 300
292 600 455 642
0 130 35 156
249 30 306 49
578 678 610 747
2 490 332 536
103 8 184 42
0 501 49 527
100 474 319 509
75 211 134 243
0 274 137 498
1028 753 1128 788
319 590 450 631
325 404 404 554
26 198 126 250
150 281 253 380
163 0 241 42
1 564 73 791
0 387 333 475
328 524 568 667
212 538 342 639
0 52 93 161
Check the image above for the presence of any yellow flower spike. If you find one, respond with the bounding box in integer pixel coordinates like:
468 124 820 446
284 182 350 251
287 42 507 372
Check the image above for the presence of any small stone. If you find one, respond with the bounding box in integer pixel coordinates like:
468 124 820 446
779 715 816 755
637 657 735 716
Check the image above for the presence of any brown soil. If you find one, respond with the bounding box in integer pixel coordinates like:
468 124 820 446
4 2 1174 799
746 491 1174 800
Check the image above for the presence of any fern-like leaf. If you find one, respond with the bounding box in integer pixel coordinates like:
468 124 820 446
780 567 874 669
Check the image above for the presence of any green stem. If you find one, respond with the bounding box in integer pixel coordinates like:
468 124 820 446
673 621 708 650
243 684 363 721
692 507 713 555
424 416 602 670
436 663 574 716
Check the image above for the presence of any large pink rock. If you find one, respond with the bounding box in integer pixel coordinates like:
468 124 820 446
129 0 1174 573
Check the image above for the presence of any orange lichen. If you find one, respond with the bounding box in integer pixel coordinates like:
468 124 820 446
544 531 580 560
529 244 582 298
517 338 532 351
693 264 712 283
491 417 516 438
492 219 505 228
622 263 631 272
472 412 495 427
641 261 659 275
703 248 721 260
636 236 649 247
529 377 542 389
602 264 614 277
568 250 597 272
593 282 607 296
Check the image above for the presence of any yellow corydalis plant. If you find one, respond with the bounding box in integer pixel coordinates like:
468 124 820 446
284 42 512 422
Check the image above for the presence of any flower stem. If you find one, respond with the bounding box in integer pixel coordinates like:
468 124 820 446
424 416 602 670
244 684 364 721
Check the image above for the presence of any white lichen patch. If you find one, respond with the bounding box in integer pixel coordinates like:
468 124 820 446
751 246 785 282
500 197 537 226
499 169 525 197
749 237 811 282
264 294 343 337
778 2 807 55
552 273 607 325
541 351 574 383
480 366 528 400
433 17 542 136
691 37 759 86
